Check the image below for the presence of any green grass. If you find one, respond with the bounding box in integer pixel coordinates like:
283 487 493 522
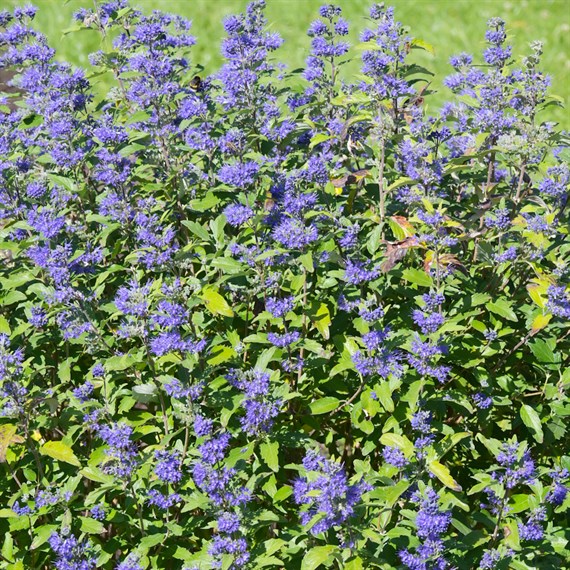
4 0 569 127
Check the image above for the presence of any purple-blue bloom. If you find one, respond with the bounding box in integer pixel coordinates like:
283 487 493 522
293 450 370 535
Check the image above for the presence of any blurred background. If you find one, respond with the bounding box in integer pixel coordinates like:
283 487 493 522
3 0 569 127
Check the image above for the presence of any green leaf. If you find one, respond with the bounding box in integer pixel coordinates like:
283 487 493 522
2 531 13 563
527 282 548 308
387 177 415 192
299 251 314 273
260 441 279 472
188 191 220 212
31 525 58 550
181 220 210 241
105 353 137 371
381 479 411 507
311 303 331 340
375 381 395 412
0 316 10 334
301 545 335 570
529 339 557 364
309 397 340 415
367 225 383 255
379 433 414 456
402 268 433 287
344 557 364 570
488 299 517 322
200 287 234 317
520 404 544 443
207 345 236 366
59 358 72 383
433 432 470 459
428 460 462 491
79 516 105 534
139 533 164 551
411 38 436 55
273 485 292 503
309 133 332 149
211 257 243 275
132 383 157 403
80 466 114 484
40 441 81 467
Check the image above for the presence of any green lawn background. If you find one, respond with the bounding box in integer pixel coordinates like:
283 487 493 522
4 0 569 127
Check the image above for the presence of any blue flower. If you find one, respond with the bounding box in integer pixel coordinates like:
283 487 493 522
293 450 370 535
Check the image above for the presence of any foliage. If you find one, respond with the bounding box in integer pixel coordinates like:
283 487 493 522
0 2 568 569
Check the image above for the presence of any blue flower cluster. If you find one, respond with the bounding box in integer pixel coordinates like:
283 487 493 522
293 450 370 535
0 0 568 568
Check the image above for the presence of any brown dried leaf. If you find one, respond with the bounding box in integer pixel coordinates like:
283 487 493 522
381 236 418 273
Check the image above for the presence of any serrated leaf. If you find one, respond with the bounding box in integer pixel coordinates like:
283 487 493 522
402 268 433 287
488 299 517 322
0 316 10 334
520 404 544 443
260 441 279 472
301 545 335 570
207 345 236 366
80 516 105 534
529 339 556 364
200 287 234 317
40 441 81 467
428 460 462 491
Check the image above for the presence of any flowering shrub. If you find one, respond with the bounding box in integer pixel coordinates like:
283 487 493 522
0 1 568 569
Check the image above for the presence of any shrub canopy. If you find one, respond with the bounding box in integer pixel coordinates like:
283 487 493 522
0 2 569 569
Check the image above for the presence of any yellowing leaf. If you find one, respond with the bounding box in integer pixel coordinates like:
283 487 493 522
428 460 462 491
312 303 331 340
40 441 81 467
0 424 24 462
388 215 415 240
527 283 548 308
531 313 551 332
200 287 234 317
